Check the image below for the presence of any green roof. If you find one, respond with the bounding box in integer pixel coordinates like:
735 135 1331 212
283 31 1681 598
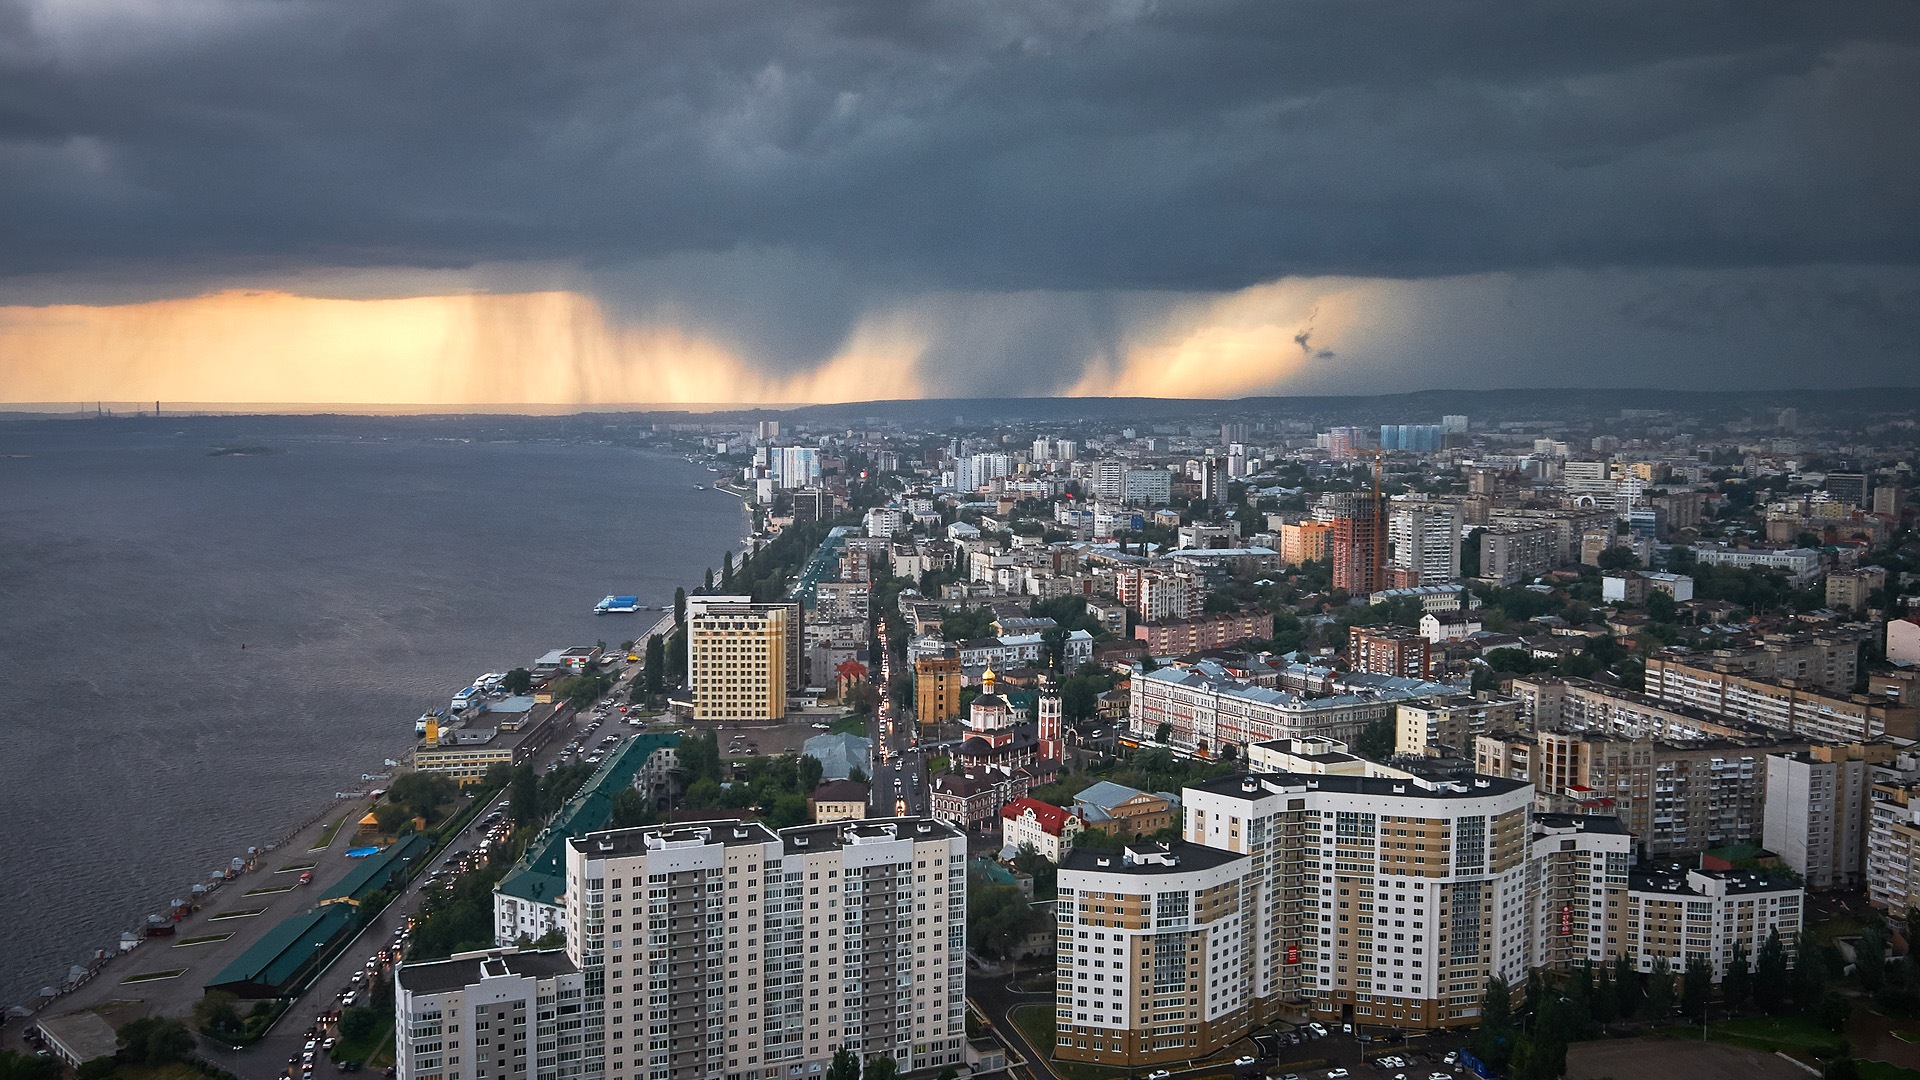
969 857 1017 887
495 732 681 908
206 903 357 996
319 834 432 906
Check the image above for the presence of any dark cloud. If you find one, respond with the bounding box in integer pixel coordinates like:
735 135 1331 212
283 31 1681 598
1 0 1916 295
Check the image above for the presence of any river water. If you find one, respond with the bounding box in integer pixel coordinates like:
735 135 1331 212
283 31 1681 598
0 417 745 1006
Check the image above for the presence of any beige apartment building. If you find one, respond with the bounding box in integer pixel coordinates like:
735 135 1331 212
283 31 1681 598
1475 730 1789 857
1645 655 1913 743
562 817 967 1080
1394 696 1520 757
687 598 797 721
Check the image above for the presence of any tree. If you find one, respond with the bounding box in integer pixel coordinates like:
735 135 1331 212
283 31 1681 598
1471 976 1516 1074
1682 954 1713 1021
0 1051 62 1080
966 882 1045 959
1592 964 1617 1025
799 754 825 792
500 667 533 695
1646 590 1678 623
1819 992 1853 1033
722 551 735 591
1724 941 1751 1010
1757 927 1792 1011
194 989 245 1036
114 1017 194 1065
387 771 459 821
509 766 541 826
1153 722 1172 745
827 1049 861 1080
644 635 665 698
1611 955 1642 1018
609 788 651 829
861 1058 898 1080
1203 591 1238 614
1354 717 1395 761
674 586 687 627
372 801 414 835
1598 545 1642 571
1644 956 1675 1019
1825 1059 1861 1080
338 1006 379 1042
1857 922 1888 991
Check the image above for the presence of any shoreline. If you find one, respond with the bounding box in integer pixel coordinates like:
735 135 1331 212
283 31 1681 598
7 452 755 1015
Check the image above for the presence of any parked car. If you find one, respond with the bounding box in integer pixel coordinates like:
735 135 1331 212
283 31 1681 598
1327 1071 1349 1080
1235 1058 1257 1067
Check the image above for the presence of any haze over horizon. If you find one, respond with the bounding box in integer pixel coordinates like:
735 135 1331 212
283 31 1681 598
3 1 1917 405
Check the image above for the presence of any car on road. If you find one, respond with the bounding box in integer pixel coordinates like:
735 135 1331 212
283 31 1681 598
1306 1023 1328 1037
1441 1053 1458 1066
1146 1071 1171 1080
1326 1071 1348 1079
1429 1073 1452 1080
1279 1074 1299 1080
1234 1056 1257 1067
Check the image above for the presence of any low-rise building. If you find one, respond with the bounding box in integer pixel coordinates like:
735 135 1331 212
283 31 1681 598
1420 610 1484 643
1135 610 1272 655
1073 781 1176 836
1349 625 1433 680
1395 695 1520 757
1000 797 1083 861
809 778 871 823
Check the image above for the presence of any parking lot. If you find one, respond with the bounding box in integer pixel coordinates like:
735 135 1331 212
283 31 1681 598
1246 1023 1475 1080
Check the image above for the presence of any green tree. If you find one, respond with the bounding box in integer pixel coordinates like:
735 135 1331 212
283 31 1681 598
861 1058 898 1080
1857 922 1888 991
1682 954 1713 1021
1592 964 1617 1025
826 1048 861 1080
1819 993 1854 1033
722 551 735 591
1354 717 1395 761
1611 954 1642 1018
966 882 1044 959
387 771 459 821
1154 722 1172 744
1471 976 1516 1073
1646 590 1677 623
338 1006 379 1042
1724 941 1751 1010
799 754 825 791
1598 545 1642 570
114 1017 194 1065
1203 591 1238 614
674 586 687 627
509 766 541 826
610 788 652 829
1644 956 1675 1019
372 801 414 835
193 989 245 1036
0 1050 62 1080
644 634 666 698
1758 927 1793 1011
502 667 533 695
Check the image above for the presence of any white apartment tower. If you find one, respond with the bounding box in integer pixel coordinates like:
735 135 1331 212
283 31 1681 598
563 817 967 1080
1387 504 1462 587
395 949 589 1080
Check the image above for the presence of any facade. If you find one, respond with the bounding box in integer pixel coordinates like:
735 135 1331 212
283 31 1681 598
1331 506 1385 596
1349 626 1432 681
1179 772 1538 1034
808 780 871 824
1620 867 1803 979
1054 842 1254 1067
1000 798 1083 862
1479 526 1557 586
1508 676 1762 742
1645 655 1910 742
1369 585 1475 613
1131 661 1459 757
914 656 963 726
1687 545 1823 587
930 769 1033 834
1893 618 1920 667
1868 783 1920 911
1764 745 1893 890
1475 730 1786 857
394 949 587 1080
1418 611 1483 643
1386 504 1461 588
1278 522 1333 567
1394 696 1518 758
1074 782 1176 836
1827 567 1887 614
561 817 967 1080
1134 610 1271 655
687 598 798 722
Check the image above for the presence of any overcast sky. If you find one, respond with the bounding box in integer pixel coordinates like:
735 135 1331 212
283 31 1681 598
2 0 1917 403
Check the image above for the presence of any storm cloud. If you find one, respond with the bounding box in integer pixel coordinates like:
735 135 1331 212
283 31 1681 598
1 0 1917 398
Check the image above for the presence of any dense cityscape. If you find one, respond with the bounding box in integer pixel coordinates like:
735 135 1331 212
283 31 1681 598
9 391 1920 1080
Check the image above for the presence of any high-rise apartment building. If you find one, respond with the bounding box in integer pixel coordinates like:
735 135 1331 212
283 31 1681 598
1827 472 1870 508
1765 744 1895 890
687 598 798 722
1478 526 1557 586
1386 504 1461 587
395 949 588 1080
913 656 963 727
1331 500 1385 596
1348 626 1432 681
772 447 820 491
1278 522 1333 567
561 818 967 1080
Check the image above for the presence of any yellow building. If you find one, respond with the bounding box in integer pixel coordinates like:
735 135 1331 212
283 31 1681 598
1277 521 1333 567
916 655 963 726
688 597 791 721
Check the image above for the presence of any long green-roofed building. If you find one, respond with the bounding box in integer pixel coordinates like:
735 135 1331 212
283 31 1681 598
205 903 358 998
492 731 680 944
319 833 432 906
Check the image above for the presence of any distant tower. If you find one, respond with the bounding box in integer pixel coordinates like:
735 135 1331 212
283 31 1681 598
1037 686 1064 762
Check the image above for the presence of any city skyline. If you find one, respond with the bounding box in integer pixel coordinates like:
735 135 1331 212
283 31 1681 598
3 2 1917 404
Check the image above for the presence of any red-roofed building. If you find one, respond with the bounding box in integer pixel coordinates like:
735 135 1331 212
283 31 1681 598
1000 797 1083 862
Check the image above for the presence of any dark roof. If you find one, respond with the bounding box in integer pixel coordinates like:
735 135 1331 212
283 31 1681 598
811 779 871 803
397 949 577 995
1186 771 1531 803
207 904 358 996
1533 813 1630 835
781 817 961 853
1058 840 1247 876
573 818 779 859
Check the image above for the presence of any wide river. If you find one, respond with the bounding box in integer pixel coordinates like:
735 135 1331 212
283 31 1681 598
0 417 747 1006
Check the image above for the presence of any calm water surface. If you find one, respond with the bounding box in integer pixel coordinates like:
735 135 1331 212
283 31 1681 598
0 419 744 1004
